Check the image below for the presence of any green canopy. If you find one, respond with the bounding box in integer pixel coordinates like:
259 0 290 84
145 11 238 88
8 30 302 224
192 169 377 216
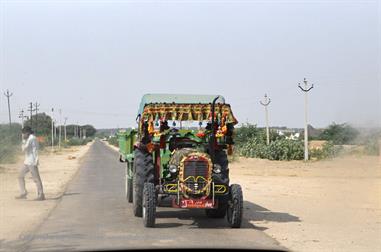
137 94 226 116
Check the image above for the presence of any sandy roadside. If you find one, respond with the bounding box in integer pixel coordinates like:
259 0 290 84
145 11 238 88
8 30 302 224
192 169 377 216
102 140 119 153
230 156 381 252
0 142 93 243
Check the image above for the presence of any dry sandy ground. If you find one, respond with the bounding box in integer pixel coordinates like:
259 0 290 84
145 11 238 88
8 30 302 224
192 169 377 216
0 142 92 243
229 155 381 252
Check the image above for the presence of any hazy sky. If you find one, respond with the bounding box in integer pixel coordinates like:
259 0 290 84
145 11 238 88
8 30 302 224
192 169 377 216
0 0 380 129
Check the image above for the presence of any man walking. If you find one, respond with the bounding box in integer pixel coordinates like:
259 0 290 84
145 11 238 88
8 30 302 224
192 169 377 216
15 126 45 201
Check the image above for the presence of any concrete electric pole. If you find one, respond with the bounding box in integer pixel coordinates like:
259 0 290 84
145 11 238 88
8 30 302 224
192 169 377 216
58 109 62 149
64 117 68 142
18 109 26 128
3 90 13 127
51 108 54 151
298 78 314 161
34 102 40 134
260 94 271 145
27 102 34 130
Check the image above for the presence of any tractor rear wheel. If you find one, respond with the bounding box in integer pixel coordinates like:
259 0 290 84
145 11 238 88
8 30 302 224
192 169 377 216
126 163 133 203
126 178 133 203
132 148 155 217
227 184 243 228
143 182 156 227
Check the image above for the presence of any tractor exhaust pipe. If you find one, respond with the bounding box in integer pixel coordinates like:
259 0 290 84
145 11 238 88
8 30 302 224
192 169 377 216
210 96 220 164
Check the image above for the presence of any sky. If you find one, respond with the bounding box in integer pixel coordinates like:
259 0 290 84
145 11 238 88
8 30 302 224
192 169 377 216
0 0 380 129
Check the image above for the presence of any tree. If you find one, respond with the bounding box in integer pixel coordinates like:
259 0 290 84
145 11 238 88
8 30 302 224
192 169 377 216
64 124 96 138
23 113 96 139
319 122 359 145
24 113 52 136
81 124 96 137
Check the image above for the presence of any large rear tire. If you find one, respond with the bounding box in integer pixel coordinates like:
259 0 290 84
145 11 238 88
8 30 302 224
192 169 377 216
132 178 141 216
227 184 243 228
126 163 133 203
132 148 154 217
126 178 133 203
143 182 156 227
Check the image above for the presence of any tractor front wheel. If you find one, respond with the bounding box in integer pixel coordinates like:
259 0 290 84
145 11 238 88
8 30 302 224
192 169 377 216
132 148 154 217
143 182 156 227
227 184 243 228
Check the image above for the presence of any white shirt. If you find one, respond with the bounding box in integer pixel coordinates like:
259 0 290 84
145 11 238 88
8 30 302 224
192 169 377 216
22 134 39 166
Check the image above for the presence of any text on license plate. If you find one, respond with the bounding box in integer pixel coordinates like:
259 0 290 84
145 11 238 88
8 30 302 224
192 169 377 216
180 199 215 209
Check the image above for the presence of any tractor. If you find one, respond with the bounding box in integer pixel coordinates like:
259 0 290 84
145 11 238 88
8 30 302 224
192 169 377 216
117 94 243 228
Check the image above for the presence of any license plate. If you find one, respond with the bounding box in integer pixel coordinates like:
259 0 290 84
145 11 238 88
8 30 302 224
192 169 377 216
179 199 215 209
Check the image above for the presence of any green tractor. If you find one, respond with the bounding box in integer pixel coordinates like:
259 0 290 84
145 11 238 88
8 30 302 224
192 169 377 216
117 94 243 228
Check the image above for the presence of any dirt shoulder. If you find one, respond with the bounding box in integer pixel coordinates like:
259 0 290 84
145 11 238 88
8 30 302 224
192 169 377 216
0 142 93 243
102 140 119 152
230 155 381 252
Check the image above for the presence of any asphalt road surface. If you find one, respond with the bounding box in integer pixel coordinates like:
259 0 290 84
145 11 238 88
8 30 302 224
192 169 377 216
9 140 286 251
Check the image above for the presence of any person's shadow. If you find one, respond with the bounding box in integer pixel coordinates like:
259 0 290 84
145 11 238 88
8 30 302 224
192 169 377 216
45 192 81 201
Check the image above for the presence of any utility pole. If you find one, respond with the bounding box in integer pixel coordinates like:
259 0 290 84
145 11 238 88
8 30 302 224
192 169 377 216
51 108 54 151
54 119 57 139
3 90 13 127
64 117 68 142
34 102 40 134
58 109 62 149
298 78 314 161
28 102 34 130
18 109 27 128
260 94 271 145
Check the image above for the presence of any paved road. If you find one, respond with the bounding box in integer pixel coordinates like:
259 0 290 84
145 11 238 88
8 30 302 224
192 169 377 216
11 140 286 251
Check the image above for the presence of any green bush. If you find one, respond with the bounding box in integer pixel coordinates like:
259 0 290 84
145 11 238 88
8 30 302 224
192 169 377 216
238 138 304 161
0 124 22 163
319 123 359 145
267 139 304 160
67 137 92 146
364 138 380 156
0 144 19 163
108 136 118 147
236 123 304 160
235 123 283 147
238 137 268 159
